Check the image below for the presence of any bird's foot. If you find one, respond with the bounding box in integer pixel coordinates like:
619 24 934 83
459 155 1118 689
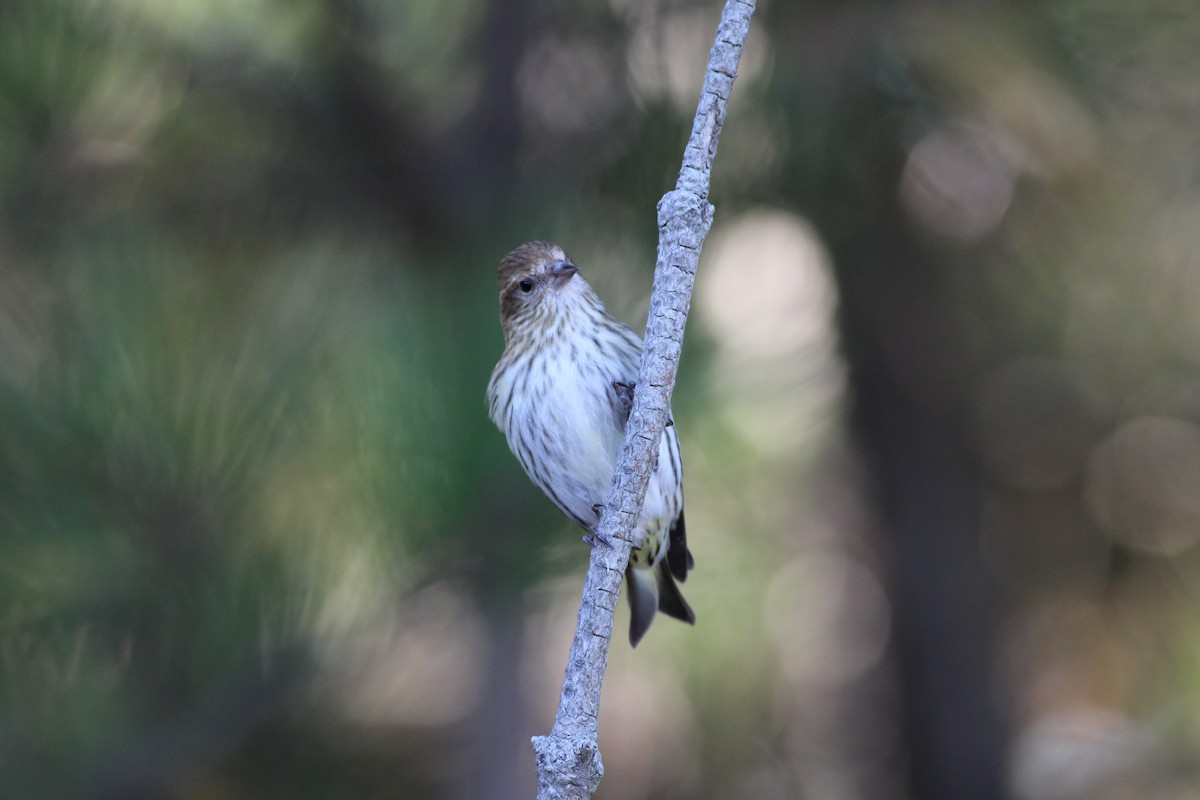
612 381 635 414
613 381 674 426
584 503 618 548
582 531 615 549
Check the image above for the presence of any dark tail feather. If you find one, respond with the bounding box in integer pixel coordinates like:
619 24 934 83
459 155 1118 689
655 559 695 625
666 511 693 583
626 565 658 647
626 560 696 647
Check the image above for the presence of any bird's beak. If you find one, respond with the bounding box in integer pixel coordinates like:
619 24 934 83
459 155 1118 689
549 259 579 286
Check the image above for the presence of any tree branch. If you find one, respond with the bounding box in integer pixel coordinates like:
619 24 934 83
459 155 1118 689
531 2 756 797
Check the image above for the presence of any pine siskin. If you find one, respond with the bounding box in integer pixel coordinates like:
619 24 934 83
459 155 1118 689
487 241 695 646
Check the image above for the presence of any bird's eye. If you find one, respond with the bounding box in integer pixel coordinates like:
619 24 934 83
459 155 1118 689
518 279 534 293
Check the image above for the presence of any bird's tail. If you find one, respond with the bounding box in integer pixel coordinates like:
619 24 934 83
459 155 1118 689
626 559 695 647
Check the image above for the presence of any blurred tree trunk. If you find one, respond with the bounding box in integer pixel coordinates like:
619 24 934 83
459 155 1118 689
774 6 1011 794
464 605 531 800
830 212 1007 800
763 0 1008 791
819 130 1008 800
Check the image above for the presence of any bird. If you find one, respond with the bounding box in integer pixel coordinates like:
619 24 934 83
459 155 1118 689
486 240 695 646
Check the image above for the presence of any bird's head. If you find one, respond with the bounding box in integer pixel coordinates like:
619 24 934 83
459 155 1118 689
496 241 594 338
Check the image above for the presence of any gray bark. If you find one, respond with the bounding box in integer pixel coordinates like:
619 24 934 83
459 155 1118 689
530 2 756 798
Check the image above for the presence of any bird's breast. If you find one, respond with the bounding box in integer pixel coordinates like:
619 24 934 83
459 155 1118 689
535 347 624 468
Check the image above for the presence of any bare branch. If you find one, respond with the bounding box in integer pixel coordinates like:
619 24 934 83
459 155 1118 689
531 2 756 797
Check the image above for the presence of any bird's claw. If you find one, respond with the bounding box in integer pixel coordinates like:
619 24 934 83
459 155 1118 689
612 381 635 414
612 380 674 426
582 532 615 549
586 503 617 548
585 503 633 546
585 503 624 546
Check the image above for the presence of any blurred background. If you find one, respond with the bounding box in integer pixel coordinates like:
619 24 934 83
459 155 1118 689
3 0 1200 798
